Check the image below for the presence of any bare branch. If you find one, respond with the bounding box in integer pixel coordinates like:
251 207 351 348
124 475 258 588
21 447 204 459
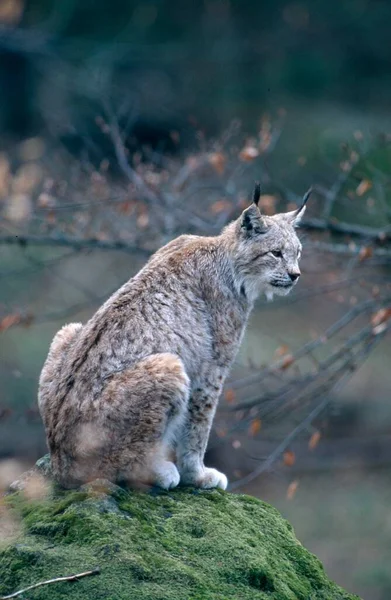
0 567 100 600
300 217 391 243
306 240 391 258
227 297 388 396
102 103 164 208
0 235 151 256
228 327 387 491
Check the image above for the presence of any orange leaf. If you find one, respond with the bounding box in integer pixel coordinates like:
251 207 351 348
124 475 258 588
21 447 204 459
283 450 296 467
248 418 262 437
287 480 299 500
356 179 372 196
371 307 391 327
0 314 21 332
119 200 135 215
358 246 373 261
215 427 228 439
275 344 290 358
210 199 232 215
309 431 321 450
280 354 294 370
208 152 226 175
224 389 236 404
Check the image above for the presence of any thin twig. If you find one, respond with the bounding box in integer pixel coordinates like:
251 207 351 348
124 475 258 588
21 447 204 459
0 234 151 256
228 330 385 491
227 297 385 395
300 217 391 242
306 240 391 258
0 567 100 599
321 167 353 220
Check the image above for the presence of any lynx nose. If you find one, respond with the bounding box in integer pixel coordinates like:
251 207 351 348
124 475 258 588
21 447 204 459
289 271 300 282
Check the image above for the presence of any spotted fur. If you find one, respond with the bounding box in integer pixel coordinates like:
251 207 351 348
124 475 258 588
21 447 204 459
38 189 308 489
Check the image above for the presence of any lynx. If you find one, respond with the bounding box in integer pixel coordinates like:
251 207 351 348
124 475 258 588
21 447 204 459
38 184 310 490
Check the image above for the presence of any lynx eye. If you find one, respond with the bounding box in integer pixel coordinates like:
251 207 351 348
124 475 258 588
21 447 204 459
271 250 283 258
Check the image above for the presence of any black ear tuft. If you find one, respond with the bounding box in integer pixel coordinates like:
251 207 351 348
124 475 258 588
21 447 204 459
300 187 312 211
253 182 261 206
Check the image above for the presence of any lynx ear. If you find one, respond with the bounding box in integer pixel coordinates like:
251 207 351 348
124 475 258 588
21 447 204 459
240 183 268 234
285 187 312 227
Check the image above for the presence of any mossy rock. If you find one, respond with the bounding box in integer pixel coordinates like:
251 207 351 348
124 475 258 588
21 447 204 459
0 458 360 600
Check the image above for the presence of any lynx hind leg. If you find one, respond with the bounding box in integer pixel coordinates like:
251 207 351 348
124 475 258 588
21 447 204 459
48 323 83 358
100 353 190 490
38 323 83 426
40 322 83 386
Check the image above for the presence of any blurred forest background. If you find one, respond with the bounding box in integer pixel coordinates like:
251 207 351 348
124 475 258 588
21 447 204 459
0 1 391 598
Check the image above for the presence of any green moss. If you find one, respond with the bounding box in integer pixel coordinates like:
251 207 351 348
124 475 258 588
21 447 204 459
0 467 360 600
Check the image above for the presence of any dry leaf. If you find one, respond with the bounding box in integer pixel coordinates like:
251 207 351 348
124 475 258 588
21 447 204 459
239 146 259 161
275 344 290 358
358 246 373 261
208 152 226 175
280 354 294 370
371 307 391 327
259 133 272 153
210 199 232 214
309 431 321 450
37 193 56 208
215 427 228 438
248 418 262 437
224 389 236 404
119 200 136 215
0 153 10 199
287 480 299 500
283 450 296 467
356 179 372 196
19 137 45 161
12 163 42 194
4 193 32 222
0 0 24 25
185 156 200 171
0 314 21 332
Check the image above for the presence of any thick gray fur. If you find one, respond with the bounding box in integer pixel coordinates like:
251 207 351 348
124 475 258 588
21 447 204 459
38 190 307 490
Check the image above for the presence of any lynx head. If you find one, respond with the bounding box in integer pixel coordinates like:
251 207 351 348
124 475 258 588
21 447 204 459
229 184 311 302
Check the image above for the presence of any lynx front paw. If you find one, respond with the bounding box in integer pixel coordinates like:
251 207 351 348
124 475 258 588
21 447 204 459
153 461 180 490
181 467 228 490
